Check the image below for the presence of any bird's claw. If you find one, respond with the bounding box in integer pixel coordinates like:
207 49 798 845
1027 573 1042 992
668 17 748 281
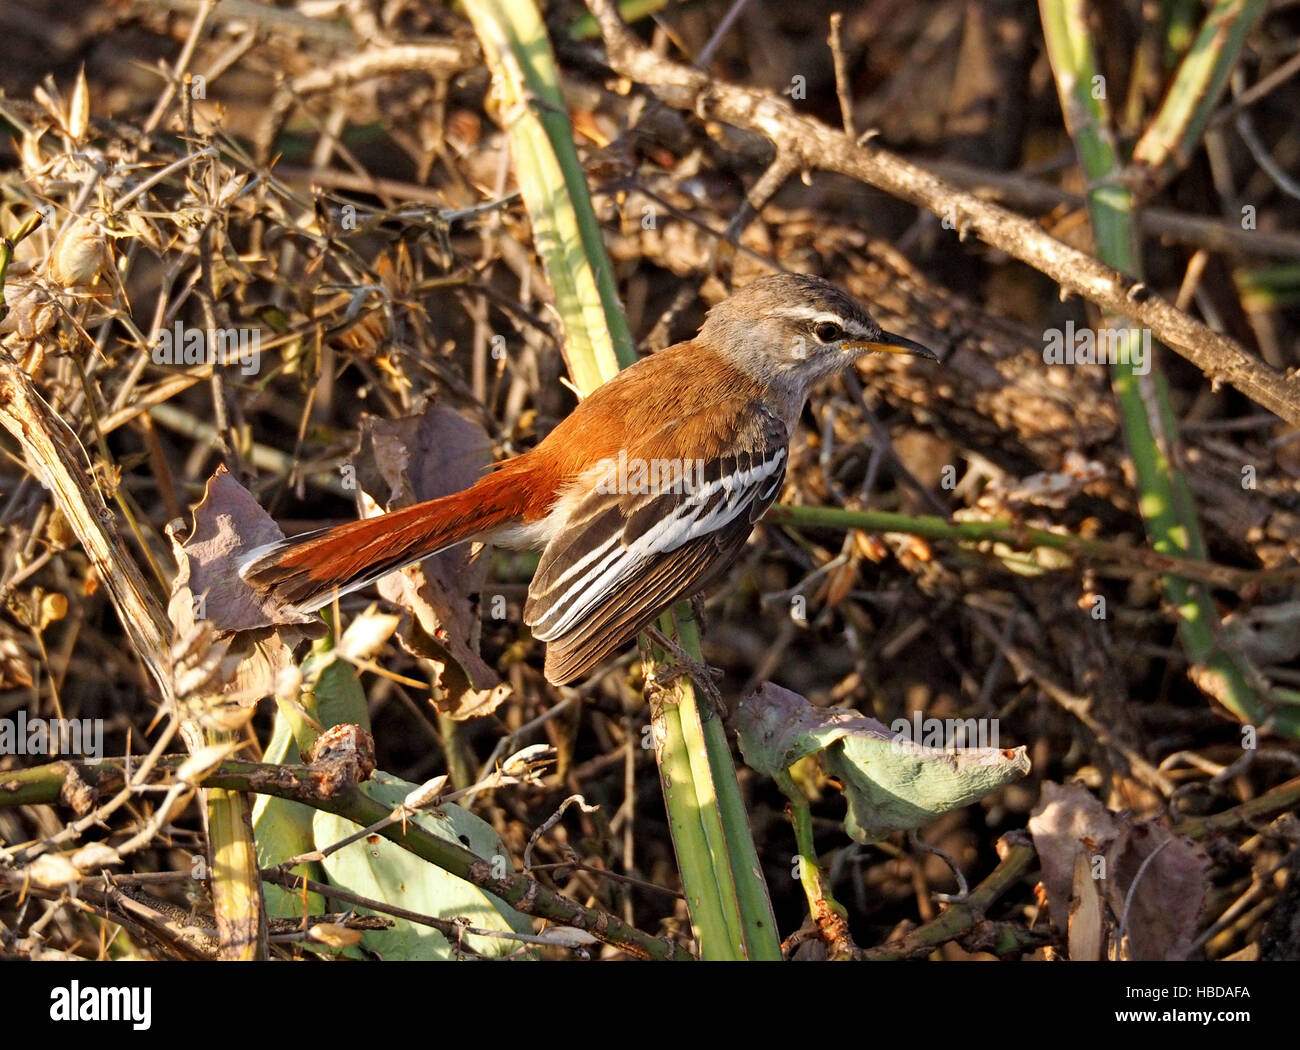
642 626 727 718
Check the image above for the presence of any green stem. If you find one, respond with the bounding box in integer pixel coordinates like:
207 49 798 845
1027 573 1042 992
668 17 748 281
648 644 744 957
1131 0 1268 193
206 777 266 960
773 768 852 959
646 607 781 958
674 606 781 958
765 504 1298 588
1039 0 1284 735
461 0 635 393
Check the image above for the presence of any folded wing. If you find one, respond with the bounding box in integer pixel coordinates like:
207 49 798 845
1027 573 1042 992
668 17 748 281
525 442 787 684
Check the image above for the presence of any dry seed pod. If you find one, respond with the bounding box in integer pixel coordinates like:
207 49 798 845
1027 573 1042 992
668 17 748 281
68 67 89 142
29 853 81 889
310 923 363 949
852 529 889 562
48 218 109 287
823 561 858 608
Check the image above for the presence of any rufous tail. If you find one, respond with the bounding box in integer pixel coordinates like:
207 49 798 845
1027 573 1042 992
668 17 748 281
240 471 527 612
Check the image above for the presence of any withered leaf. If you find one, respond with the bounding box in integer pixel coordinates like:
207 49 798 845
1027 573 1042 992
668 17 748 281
167 466 324 711
168 465 323 633
354 403 509 712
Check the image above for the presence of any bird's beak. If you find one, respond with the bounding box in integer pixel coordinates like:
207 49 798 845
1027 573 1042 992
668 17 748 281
845 330 939 360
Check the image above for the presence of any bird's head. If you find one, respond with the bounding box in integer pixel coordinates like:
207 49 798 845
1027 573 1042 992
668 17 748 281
699 273 937 419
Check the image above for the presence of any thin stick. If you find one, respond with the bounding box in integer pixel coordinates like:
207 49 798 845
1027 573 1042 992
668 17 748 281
827 13 857 140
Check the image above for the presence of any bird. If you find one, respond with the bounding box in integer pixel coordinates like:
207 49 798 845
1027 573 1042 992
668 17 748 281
239 273 936 685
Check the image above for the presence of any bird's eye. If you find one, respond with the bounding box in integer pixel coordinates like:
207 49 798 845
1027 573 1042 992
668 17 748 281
813 321 843 343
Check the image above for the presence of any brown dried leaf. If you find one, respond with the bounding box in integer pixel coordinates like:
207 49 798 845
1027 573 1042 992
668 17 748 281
1105 821 1209 961
355 401 491 512
389 611 511 719
168 466 322 633
1027 781 1119 931
1030 782 1210 960
354 403 508 710
166 467 324 715
219 630 304 716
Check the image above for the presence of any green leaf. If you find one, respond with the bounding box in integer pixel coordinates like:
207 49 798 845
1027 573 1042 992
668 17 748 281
252 704 327 922
253 631 370 926
313 771 533 960
306 647 370 733
826 727 1031 844
736 684 1030 843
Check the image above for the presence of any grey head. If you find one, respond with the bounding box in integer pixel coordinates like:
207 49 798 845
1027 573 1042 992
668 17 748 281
699 273 936 425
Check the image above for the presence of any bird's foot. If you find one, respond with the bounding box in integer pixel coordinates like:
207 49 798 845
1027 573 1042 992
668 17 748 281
642 625 726 718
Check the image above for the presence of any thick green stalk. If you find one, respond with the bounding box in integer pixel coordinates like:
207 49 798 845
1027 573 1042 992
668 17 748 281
1039 0 1278 732
1132 0 1268 192
647 638 746 957
1037 0 1134 265
658 606 782 958
206 777 266 960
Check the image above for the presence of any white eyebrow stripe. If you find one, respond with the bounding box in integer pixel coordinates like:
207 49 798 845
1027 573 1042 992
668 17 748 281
770 306 875 339
775 306 836 322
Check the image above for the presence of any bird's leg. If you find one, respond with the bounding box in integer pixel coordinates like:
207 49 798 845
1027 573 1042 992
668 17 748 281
907 831 970 904
642 624 726 718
